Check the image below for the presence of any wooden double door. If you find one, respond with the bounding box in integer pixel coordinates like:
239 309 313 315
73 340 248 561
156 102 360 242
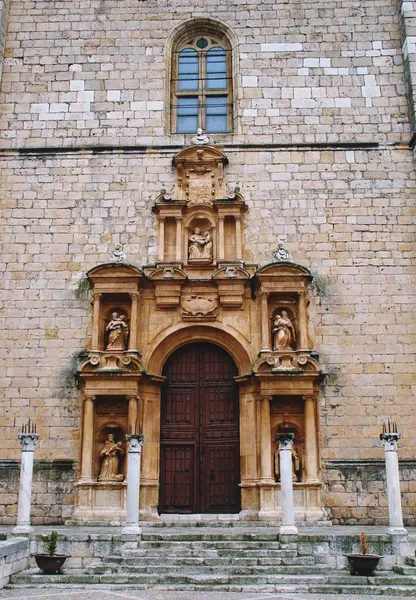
159 342 241 513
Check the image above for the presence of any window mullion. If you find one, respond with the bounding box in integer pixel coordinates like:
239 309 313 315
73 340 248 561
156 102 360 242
200 50 206 131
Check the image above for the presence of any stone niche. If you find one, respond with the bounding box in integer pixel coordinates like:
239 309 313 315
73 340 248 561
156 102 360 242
153 145 248 278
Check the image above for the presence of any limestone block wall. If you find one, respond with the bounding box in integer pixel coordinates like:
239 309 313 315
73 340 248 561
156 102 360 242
0 461 75 525
0 0 410 147
0 538 29 588
0 0 415 524
0 147 415 523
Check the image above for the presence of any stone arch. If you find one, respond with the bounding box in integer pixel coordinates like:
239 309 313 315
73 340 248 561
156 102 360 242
146 324 252 376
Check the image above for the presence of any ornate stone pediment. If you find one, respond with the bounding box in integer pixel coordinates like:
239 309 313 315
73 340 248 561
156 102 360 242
172 145 228 206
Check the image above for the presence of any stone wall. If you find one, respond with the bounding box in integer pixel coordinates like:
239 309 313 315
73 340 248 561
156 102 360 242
325 461 416 526
0 0 410 147
0 461 75 525
0 537 29 588
0 0 415 524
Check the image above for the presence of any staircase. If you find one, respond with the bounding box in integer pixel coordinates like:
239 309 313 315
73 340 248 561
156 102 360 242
9 528 416 595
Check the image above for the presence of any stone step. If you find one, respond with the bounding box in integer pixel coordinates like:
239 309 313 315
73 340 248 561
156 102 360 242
87 563 327 576
137 540 281 549
124 548 297 558
9 571 416 597
406 556 416 566
99 554 316 566
141 532 280 541
394 564 416 576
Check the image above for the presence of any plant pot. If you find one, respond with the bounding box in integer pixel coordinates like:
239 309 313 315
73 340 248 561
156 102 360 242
345 553 382 576
34 554 69 574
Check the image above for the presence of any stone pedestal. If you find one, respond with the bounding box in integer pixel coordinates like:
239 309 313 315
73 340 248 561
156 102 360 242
380 432 407 534
13 432 39 533
122 434 144 534
277 432 298 535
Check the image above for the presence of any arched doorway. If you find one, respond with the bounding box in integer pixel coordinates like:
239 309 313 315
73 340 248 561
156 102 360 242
159 342 241 513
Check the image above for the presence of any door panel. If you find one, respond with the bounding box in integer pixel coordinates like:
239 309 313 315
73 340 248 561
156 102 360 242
159 342 240 513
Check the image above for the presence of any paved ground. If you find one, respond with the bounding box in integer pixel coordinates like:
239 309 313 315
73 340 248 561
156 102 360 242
0 590 412 600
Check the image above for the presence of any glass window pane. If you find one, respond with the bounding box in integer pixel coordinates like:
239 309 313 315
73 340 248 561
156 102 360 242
178 49 198 91
206 96 227 133
177 97 198 133
206 47 227 90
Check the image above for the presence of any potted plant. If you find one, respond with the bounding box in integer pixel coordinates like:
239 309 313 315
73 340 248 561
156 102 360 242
345 532 382 576
34 530 69 574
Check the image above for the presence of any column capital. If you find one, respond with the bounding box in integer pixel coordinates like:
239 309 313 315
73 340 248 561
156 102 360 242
92 292 102 300
126 433 144 452
260 395 273 402
276 432 294 451
380 432 401 452
83 394 96 402
303 394 316 402
18 433 39 452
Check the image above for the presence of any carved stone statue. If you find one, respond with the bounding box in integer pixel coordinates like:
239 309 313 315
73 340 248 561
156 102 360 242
106 312 129 350
188 228 213 261
274 446 301 482
98 433 125 482
272 310 296 350
109 243 126 262
274 242 292 262
191 128 210 145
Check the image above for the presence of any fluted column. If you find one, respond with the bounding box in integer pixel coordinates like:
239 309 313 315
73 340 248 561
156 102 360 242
80 395 95 482
260 396 273 482
235 217 242 261
175 218 182 262
303 395 319 482
218 216 225 261
128 292 139 352
260 292 271 352
128 396 139 434
158 218 165 262
91 293 101 351
298 291 308 350
277 432 298 535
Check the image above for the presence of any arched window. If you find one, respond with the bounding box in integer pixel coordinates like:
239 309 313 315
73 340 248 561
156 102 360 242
171 34 232 134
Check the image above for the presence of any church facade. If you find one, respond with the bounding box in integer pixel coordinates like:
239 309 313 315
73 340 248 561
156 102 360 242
0 0 415 526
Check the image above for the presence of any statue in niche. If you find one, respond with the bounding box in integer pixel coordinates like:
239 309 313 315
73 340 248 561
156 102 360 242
188 228 213 261
274 445 301 482
191 128 210 146
272 310 296 350
106 312 129 351
98 433 125 482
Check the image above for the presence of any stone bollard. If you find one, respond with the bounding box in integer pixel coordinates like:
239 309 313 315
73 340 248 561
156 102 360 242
122 434 144 535
276 432 298 535
380 428 407 534
13 425 39 533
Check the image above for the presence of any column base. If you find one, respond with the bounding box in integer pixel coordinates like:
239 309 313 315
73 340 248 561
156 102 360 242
13 524 33 533
388 526 407 535
279 524 298 535
122 524 142 535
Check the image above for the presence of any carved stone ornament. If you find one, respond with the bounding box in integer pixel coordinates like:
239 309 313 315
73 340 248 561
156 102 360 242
191 128 210 146
109 243 126 263
126 433 144 452
254 352 320 374
380 432 401 452
273 242 292 263
78 352 144 374
106 312 129 351
276 432 294 451
272 310 296 351
181 295 218 318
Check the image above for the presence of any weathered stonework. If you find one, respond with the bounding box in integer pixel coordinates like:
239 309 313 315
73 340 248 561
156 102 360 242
0 0 415 525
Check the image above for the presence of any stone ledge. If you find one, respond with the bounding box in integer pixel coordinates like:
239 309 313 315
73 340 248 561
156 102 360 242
0 460 75 472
